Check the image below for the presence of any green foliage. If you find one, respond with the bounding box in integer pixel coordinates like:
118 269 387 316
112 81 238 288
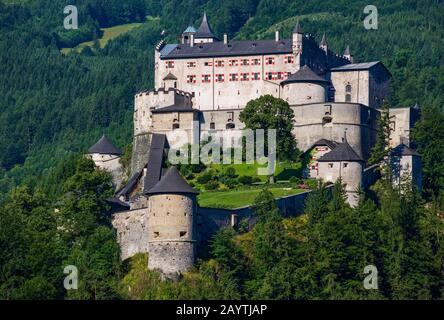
238 175 253 185
412 105 444 198
239 95 298 161
0 157 122 299
369 101 392 166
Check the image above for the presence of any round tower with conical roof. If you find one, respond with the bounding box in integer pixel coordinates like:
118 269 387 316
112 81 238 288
87 135 123 187
145 166 199 279
317 134 364 207
281 65 330 105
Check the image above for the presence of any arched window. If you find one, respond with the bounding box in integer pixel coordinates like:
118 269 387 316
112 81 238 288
345 84 352 92
345 94 352 102
226 123 235 129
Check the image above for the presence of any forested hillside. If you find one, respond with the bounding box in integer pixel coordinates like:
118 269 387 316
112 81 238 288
1 0 444 199
1 0 444 301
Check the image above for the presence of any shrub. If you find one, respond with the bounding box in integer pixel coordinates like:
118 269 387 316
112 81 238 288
223 167 237 178
197 170 216 184
305 179 318 189
252 176 262 183
238 175 253 185
224 178 238 189
205 180 220 190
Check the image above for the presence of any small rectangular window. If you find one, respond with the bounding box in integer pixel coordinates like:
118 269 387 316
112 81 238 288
180 231 187 237
343 163 348 168
328 163 333 168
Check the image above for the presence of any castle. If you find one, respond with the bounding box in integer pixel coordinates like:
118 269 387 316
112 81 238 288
87 14 422 280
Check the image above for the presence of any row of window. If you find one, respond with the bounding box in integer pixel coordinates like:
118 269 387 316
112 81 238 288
172 122 236 130
166 56 295 69
186 72 290 83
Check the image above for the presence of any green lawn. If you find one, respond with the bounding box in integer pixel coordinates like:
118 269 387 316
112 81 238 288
61 22 144 54
198 187 304 209
211 161 301 182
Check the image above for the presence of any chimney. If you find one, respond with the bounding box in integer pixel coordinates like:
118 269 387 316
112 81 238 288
190 34 194 47
223 33 228 45
275 30 280 42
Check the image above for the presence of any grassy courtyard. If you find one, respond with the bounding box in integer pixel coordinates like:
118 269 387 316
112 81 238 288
198 187 304 209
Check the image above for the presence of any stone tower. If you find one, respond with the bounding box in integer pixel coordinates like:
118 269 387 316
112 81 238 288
146 166 199 279
87 135 123 187
316 137 364 207
292 20 303 71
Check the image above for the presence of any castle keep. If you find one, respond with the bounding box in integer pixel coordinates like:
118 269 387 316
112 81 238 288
88 14 422 279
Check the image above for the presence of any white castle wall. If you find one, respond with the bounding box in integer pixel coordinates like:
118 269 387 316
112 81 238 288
89 153 123 187
291 102 378 158
282 82 326 105
318 160 363 207
155 52 300 111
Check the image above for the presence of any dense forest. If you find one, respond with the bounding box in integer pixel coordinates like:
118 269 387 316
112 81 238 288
0 0 444 299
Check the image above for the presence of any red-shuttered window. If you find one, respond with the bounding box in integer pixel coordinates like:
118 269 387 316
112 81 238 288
251 72 260 80
240 58 249 66
215 74 225 82
187 75 196 83
240 73 249 81
202 74 211 83
284 55 294 64
165 61 174 68
204 61 213 67
215 60 225 67
229 59 238 66
229 73 238 81
251 58 261 66
187 61 196 67
265 57 275 65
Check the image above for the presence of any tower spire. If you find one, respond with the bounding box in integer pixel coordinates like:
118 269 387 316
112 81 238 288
293 20 303 34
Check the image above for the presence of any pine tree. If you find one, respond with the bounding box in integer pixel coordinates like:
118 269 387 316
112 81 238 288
368 101 392 166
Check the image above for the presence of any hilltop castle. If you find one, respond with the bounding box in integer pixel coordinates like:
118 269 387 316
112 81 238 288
87 14 422 280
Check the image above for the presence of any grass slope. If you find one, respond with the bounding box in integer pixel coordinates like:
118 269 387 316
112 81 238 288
61 22 145 54
198 187 304 209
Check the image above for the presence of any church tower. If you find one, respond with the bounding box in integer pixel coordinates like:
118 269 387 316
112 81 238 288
146 166 199 280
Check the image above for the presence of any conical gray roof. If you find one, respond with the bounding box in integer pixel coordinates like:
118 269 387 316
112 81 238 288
194 12 217 39
88 135 122 155
146 166 198 195
293 20 303 34
163 72 177 81
318 140 363 162
281 65 330 85
390 144 420 157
